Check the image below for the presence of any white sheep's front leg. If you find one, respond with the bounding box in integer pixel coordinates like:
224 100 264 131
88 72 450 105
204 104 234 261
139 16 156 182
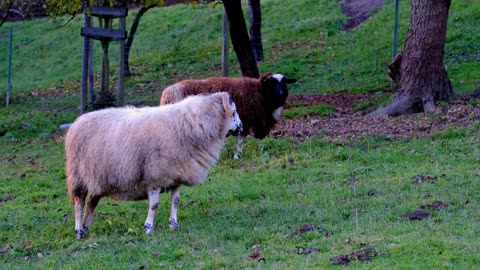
144 187 160 235
233 135 245 159
169 186 181 231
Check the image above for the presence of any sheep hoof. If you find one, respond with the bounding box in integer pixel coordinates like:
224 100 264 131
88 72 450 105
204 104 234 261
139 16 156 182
169 220 179 231
144 223 154 234
75 229 85 239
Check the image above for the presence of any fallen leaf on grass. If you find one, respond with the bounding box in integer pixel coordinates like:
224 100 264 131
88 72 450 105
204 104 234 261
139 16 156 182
248 251 265 262
412 174 438 184
248 244 265 262
297 247 320 255
0 244 12 255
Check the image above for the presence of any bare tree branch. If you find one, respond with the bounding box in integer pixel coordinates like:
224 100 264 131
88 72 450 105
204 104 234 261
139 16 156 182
51 14 78 29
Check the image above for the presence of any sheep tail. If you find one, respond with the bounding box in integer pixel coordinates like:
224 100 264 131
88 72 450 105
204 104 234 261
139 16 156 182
67 177 88 203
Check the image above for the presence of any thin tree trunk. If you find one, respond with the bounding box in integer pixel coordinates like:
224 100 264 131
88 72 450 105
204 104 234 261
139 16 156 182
124 5 154 77
248 0 263 62
222 0 259 78
369 0 454 117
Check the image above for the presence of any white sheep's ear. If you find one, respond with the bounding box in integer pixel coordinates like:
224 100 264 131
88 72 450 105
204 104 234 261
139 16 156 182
221 92 233 118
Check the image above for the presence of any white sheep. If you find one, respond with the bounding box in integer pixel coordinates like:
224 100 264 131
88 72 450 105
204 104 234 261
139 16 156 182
65 92 242 239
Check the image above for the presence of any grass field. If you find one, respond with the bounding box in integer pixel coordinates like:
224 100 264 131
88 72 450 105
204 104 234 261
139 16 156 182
1 0 479 269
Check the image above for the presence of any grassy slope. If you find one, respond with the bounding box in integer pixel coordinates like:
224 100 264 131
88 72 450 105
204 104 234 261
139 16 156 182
1 0 479 269
0 0 478 96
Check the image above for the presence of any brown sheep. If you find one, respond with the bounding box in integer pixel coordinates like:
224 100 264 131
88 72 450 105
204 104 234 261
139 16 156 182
65 92 242 239
160 73 297 159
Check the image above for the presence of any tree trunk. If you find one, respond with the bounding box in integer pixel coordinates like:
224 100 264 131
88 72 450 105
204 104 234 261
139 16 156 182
99 39 112 105
222 0 259 78
369 0 454 117
248 0 263 62
124 5 154 77
96 17 114 108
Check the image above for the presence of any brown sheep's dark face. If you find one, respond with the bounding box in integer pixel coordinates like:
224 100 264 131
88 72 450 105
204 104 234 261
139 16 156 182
265 74 297 109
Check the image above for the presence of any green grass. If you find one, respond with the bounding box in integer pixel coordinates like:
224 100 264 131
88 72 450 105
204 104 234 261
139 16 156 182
1 123 479 269
1 0 480 269
283 103 336 119
0 0 479 97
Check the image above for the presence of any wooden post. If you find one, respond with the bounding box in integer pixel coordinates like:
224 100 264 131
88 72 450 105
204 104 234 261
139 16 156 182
80 6 127 111
80 12 91 113
222 8 229 77
88 34 95 105
6 28 12 107
117 15 126 106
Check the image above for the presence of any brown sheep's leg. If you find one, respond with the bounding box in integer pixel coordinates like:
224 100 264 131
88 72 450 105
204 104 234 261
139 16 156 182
82 195 102 233
144 187 160 234
234 135 245 159
169 186 181 231
73 195 86 239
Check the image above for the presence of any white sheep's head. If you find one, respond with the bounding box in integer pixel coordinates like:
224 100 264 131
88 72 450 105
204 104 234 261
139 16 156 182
221 92 243 137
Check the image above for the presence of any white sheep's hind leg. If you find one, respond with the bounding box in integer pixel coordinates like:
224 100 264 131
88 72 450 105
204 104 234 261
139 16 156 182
234 135 245 159
73 196 86 239
169 186 181 231
82 195 101 231
144 187 160 235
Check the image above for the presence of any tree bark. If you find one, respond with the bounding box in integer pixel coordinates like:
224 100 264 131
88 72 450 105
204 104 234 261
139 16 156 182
222 0 259 78
369 0 454 117
96 17 114 108
248 0 263 62
99 39 112 105
124 4 154 77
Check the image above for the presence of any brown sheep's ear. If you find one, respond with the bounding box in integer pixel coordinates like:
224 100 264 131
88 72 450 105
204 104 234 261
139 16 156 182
221 92 233 118
285 78 297 84
260 72 273 82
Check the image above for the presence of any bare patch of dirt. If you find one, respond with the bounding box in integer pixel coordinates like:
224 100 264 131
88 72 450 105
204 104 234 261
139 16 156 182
340 0 389 30
421 201 449 211
290 224 333 237
401 210 432 220
272 93 480 143
330 247 379 266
